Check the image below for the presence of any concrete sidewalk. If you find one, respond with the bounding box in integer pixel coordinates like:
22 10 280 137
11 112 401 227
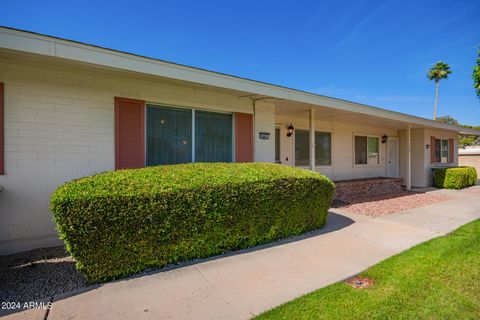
8 188 480 320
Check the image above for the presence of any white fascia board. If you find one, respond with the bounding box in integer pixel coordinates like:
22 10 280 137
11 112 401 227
1 27 480 136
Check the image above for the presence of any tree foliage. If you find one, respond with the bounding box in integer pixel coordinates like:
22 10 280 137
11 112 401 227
473 48 480 100
427 62 452 82
436 115 480 147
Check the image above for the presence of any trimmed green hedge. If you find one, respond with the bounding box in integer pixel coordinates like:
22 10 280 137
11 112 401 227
434 166 477 189
51 163 335 283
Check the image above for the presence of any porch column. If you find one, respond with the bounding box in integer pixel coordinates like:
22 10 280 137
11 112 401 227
309 108 315 171
407 124 411 190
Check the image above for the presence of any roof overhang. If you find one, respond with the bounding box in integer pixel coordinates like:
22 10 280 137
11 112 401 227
1 26 479 136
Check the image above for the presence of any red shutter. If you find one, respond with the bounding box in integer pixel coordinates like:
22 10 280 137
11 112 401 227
114 97 145 170
0 83 4 175
448 138 454 163
430 136 436 164
235 113 253 162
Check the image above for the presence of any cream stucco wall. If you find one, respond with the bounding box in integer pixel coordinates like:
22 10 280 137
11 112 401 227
0 54 462 254
0 57 261 254
399 128 458 187
459 154 480 177
275 115 398 181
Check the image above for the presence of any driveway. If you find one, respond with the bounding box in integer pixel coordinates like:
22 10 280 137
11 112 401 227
6 187 480 320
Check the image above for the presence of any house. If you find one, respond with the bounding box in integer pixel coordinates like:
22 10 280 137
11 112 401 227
1 26 479 254
459 146 480 178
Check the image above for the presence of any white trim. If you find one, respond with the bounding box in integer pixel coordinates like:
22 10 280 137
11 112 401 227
293 128 333 168
352 133 381 167
433 138 451 164
2 27 479 136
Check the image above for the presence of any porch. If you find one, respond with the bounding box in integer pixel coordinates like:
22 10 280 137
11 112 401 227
267 97 418 188
249 96 458 190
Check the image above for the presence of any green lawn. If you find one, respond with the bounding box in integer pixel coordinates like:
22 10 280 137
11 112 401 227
255 219 480 320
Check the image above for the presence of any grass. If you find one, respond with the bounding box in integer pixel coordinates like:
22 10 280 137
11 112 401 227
255 219 480 320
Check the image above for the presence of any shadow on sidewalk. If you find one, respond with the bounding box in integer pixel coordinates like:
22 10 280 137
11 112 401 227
0 211 354 316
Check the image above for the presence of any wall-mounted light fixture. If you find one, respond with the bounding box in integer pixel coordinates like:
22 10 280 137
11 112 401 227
381 134 388 144
286 124 294 137
426 144 431 149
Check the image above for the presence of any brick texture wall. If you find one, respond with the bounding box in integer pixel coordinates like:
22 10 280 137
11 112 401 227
334 177 404 201
0 55 263 254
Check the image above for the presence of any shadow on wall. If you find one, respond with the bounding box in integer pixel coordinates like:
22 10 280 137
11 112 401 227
0 211 354 317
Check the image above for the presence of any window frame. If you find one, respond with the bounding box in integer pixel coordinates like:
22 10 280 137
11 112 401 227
434 138 451 164
145 102 235 166
293 128 333 168
275 126 281 164
353 134 381 167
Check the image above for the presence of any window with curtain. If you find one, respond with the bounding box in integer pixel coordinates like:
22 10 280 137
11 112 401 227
275 127 281 163
355 135 379 165
295 130 332 166
146 105 233 165
368 136 379 164
146 105 192 166
435 139 449 163
195 110 233 162
355 136 367 165
295 130 310 166
315 132 331 166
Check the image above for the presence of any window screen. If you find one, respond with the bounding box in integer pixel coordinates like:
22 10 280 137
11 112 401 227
275 127 281 163
368 137 379 164
195 110 233 162
295 130 309 166
146 105 192 166
355 136 368 164
315 132 331 166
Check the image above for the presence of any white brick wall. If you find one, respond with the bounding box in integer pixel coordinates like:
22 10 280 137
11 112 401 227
0 55 255 254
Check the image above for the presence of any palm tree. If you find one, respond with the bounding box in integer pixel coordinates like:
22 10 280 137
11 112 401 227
427 62 452 120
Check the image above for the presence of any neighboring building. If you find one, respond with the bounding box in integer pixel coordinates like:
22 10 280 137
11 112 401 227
459 146 480 177
1 27 480 254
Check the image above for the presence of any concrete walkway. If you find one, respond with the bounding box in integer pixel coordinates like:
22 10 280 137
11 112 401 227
8 187 480 320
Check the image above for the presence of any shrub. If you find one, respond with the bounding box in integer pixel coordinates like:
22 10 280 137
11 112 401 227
51 163 335 283
434 166 478 189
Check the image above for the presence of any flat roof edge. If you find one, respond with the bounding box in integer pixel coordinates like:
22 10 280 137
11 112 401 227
1 26 479 136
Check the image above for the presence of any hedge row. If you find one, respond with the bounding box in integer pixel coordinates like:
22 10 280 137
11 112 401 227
51 163 335 283
434 166 478 189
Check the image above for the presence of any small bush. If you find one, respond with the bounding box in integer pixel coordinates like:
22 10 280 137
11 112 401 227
434 166 477 189
51 163 335 283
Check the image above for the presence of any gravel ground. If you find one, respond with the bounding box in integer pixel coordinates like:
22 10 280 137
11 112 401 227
0 246 87 303
333 191 454 217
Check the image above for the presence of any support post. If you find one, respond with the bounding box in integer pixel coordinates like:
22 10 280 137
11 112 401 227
407 124 411 190
309 108 315 171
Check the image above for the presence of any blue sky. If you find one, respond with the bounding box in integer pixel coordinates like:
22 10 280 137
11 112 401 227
1 0 479 124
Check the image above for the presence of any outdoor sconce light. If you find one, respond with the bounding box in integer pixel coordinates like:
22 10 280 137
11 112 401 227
287 124 294 137
426 144 431 149
381 134 388 144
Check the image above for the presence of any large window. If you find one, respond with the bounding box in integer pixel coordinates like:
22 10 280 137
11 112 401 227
147 106 192 165
146 104 233 165
435 139 450 163
195 111 232 162
355 135 379 165
295 130 332 166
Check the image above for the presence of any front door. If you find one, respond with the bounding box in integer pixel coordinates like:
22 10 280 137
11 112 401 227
386 138 399 177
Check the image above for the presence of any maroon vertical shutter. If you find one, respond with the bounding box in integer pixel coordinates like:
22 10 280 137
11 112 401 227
448 138 454 163
430 136 436 164
235 113 253 162
114 97 145 170
0 83 4 175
